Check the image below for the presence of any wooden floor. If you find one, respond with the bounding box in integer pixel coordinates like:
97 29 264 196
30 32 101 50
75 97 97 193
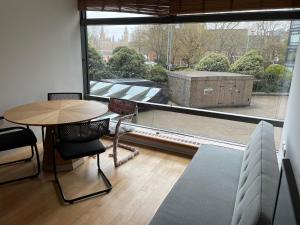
0 140 190 225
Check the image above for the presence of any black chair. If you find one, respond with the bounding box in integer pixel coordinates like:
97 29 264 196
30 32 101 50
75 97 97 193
42 92 83 146
47 92 83 101
0 117 40 185
52 118 112 204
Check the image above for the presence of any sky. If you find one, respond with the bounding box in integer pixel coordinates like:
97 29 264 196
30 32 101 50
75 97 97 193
87 12 140 40
87 11 291 40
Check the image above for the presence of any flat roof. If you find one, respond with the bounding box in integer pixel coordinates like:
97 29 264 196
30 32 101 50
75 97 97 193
102 78 152 83
90 81 162 102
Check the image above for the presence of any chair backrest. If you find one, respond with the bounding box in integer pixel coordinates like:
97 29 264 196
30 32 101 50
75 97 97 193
0 126 37 151
48 92 82 101
57 119 110 143
108 98 137 116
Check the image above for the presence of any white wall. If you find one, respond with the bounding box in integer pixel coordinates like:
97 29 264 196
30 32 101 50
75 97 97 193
282 43 300 187
0 0 83 117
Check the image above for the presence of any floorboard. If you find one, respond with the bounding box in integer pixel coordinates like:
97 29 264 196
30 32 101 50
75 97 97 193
0 140 190 225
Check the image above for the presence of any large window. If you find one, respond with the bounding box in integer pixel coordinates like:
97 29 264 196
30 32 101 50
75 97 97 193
83 12 296 147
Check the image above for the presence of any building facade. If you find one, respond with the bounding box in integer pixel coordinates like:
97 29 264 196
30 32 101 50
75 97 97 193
90 26 129 62
285 21 300 71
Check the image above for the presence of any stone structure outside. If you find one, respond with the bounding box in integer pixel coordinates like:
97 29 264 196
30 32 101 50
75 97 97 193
168 71 253 108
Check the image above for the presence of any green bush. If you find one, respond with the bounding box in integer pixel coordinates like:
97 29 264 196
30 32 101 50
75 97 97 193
112 46 126 55
107 46 147 79
263 64 292 92
146 65 168 83
265 64 292 80
230 50 264 79
88 44 106 81
195 53 230 72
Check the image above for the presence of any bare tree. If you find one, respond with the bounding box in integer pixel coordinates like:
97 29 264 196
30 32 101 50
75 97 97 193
130 25 168 65
130 26 146 54
172 24 208 67
129 21 290 68
210 22 240 53
203 22 248 63
251 21 289 64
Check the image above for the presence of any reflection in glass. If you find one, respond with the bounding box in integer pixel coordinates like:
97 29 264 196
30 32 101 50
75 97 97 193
86 20 294 144
290 32 300 44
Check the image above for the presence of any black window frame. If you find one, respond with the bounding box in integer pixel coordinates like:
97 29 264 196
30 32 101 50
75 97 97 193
80 9 300 129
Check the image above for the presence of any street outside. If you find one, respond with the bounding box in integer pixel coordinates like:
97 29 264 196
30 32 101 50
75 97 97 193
137 95 288 148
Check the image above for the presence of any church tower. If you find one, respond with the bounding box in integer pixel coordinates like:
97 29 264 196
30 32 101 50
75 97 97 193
100 26 105 49
124 26 129 43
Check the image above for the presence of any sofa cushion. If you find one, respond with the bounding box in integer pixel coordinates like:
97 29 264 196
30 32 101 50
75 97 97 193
231 121 279 225
150 145 244 225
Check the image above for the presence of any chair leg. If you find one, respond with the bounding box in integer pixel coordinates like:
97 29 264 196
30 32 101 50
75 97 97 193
33 144 41 176
97 154 112 189
26 146 35 161
0 146 34 167
41 126 46 147
112 137 119 167
116 143 139 166
97 153 101 170
109 137 139 168
0 144 40 185
53 150 112 204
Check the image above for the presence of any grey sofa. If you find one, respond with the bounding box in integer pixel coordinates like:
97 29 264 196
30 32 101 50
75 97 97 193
149 121 280 225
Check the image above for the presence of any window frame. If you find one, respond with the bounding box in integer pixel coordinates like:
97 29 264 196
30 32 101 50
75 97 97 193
80 9 300 129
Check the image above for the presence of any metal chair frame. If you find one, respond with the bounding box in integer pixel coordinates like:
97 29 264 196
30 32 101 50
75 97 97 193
51 119 112 204
106 98 139 168
0 117 40 185
47 92 83 101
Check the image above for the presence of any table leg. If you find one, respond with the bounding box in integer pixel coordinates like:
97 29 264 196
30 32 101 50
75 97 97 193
42 127 84 172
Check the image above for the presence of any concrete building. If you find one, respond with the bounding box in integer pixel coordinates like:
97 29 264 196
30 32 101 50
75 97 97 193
285 21 300 71
168 71 253 108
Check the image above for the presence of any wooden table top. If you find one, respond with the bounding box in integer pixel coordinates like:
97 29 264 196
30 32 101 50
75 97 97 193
4 100 108 126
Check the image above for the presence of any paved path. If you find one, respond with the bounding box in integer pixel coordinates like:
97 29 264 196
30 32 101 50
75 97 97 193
210 95 288 120
138 96 288 148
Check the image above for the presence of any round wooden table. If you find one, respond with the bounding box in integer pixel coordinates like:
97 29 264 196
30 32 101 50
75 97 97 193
4 100 108 171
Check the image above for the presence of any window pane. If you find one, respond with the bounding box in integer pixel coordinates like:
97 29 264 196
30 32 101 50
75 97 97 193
136 109 283 148
87 19 297 144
